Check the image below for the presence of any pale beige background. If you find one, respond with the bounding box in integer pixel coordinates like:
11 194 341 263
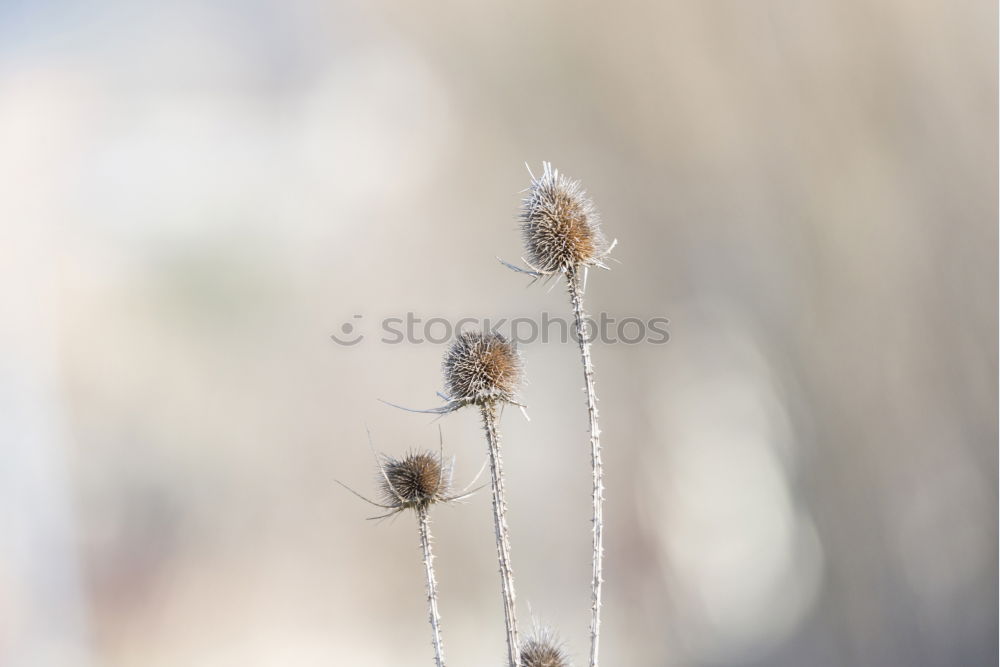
1 1 996 666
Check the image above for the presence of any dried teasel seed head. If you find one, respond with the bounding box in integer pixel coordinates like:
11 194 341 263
443 331 522 406
379 450 451 510
519 634 570 667
520 162 606 273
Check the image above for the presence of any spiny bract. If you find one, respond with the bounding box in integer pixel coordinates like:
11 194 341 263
520 162 606 273
379 451 450 510
443 331 522 405
520 637 570 667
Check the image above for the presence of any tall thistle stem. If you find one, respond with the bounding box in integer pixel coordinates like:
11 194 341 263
567 266 605 667
481 401 520 667
512 162 612 667
417 506 446 667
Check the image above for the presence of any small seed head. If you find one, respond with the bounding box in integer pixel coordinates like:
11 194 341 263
443 331 522 405
379 451 450 510
521 162 605 273
520 635 570 667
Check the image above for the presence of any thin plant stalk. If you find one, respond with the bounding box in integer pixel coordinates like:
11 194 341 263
508 162 614 667
481 401 520 667
340 442 479 667
567 265 604 667
417 506 446 667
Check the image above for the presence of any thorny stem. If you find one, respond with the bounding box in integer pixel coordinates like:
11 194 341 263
568 266 605 667
480 401 520 667
417 506 446 667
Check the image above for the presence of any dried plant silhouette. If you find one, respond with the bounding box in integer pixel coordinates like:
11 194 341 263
383 331 524 667
338 429 484 667
443 331 525 667
384 331 526 665
501 162 615 667
352 163 617 667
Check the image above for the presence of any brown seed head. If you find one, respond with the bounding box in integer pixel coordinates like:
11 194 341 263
443 331 522 406
379 451 450 510
520 162 605 273
520 635 570 667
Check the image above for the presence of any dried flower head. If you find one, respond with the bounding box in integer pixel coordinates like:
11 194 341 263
443 331 522 406
380 450 451 510
520 633 570 667
338 429 486 521
520 162 606 274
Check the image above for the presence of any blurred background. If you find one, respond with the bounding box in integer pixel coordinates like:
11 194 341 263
1 0 996 665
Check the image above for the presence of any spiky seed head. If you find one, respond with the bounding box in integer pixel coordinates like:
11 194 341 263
443 331 522 406
379 451 450 510
520 162 605 273
520 636 570 667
